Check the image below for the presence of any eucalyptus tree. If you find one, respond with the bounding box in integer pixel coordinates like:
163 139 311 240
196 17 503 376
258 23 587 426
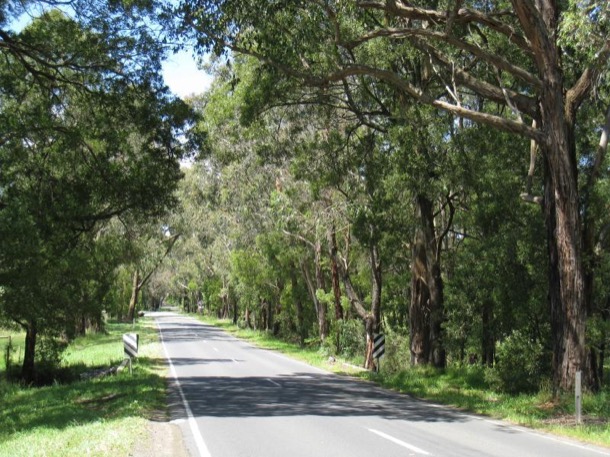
0 11 194 382
174 0 610 390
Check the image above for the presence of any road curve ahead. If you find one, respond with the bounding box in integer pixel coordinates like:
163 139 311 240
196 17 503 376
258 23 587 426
152 312 609 457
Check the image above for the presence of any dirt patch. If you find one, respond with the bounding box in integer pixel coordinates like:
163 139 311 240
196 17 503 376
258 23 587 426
131 420 190 457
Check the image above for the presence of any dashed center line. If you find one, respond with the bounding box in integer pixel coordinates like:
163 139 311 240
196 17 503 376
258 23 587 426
368 428 431 455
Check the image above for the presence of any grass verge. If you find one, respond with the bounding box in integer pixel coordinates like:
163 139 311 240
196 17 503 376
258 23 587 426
198 315 610 448
0 318 167 457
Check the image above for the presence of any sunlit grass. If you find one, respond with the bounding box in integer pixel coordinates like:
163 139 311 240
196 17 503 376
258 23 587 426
0 319 167 457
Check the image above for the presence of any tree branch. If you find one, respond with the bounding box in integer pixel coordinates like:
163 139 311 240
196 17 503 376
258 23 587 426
566 39 610 119
356 2 532 52
344 27 540 89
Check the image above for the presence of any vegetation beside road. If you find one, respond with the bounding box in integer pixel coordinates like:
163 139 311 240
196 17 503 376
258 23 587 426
201 316 610 448
0 319 166 457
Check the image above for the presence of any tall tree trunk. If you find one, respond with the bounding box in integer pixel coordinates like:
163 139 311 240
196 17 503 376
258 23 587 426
339 240 382 370
75 314 87 338
127 269 140 322
245 305 251 329
314 241 329 339
599 299 609 386
21 320 37 383
409 195 446 368
540 85 585 393
232 293 238 325
290 267 306 346
513 0 588 394
302 259 328 340
328 225 344 320
262 299 269 331
481 300 495 367
409 261 430 365
368 244 382 370
542 116 586 393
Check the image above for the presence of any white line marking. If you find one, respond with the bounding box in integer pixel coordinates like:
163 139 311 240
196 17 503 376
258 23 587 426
157 320 212 457
368 429 431 455
213 347 219 352
267 378 282 388
514 427 610 456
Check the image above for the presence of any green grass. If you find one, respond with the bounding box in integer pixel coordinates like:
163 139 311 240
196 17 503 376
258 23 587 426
0 319 167 457
364 367 610 446
199 315 610 448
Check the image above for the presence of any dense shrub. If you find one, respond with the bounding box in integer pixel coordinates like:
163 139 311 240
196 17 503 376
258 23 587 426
324 318 364 359
485 330 545 393
33 336 71 385
378 326 411 374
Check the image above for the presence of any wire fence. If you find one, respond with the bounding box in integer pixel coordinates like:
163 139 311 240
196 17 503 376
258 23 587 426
1 335 17 378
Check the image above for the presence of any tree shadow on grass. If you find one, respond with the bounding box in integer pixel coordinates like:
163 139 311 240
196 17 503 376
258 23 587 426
0 356 169 442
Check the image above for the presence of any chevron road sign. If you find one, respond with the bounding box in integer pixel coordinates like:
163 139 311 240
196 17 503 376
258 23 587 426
123 333 139 359
373 333 385 359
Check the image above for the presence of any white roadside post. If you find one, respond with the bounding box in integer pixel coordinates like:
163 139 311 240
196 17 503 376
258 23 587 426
123 333 139 375
575 370 582 425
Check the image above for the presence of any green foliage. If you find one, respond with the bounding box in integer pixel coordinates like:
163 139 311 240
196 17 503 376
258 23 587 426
378 325 411 375
324 318 364 359
34 336 69 378
0 8 196 378
485 330 547 394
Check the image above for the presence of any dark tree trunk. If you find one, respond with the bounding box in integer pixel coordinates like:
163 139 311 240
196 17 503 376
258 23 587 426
409 195 446 368
127 269 140 322
21 321 37 383
339 240 382 371
409 270 430 365
75 314 87 338
245 306 251 328
232 293 238 325
481 300 495 367
599 301 609 386
328 225 344 320
302 259 328 341
364 315 377 371
291 269 306 346
512 0 588 394
315 241 329 340
541 87 586 393
368 244 382 370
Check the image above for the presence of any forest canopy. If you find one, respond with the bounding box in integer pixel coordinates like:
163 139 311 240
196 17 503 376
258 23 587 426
1 0 609 395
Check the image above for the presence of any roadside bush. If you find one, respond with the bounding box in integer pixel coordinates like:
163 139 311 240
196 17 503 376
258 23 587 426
485 330 545 394
323 318 363 359
380 326 411 374
34 336 71 384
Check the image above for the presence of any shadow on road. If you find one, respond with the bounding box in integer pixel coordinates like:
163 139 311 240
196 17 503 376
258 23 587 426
159 322 230 342
168 371 468 424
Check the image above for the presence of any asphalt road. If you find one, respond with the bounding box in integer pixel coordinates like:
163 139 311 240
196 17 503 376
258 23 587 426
153 311 610 457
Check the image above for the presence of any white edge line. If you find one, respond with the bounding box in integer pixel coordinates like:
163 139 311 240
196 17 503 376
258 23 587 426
515 427 610 456
368 428 431 455
157 319 212 457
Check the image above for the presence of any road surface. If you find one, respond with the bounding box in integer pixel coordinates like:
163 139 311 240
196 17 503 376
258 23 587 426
152 311 610 457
